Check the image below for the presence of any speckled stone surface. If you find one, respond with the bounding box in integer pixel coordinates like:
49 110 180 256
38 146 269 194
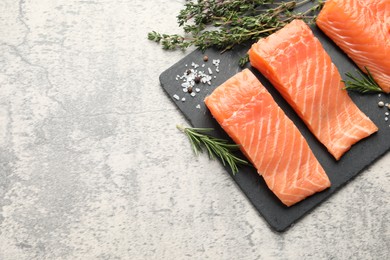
0 0 389 259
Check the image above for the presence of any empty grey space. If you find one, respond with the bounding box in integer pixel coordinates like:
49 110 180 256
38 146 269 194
0 0 389 259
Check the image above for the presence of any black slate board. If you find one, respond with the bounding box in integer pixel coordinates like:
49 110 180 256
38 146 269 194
159 25 390 232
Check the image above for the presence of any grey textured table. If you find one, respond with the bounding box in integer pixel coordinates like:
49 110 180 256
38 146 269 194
0 0 389 259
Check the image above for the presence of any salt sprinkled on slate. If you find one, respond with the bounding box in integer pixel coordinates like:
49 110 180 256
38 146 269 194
376 98 390 126
172 56 221 108
191 62 199 69
213 59 220 73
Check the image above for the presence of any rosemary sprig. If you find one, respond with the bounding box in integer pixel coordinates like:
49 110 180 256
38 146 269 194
148 0 322 53
177 125 249 174
343 67 383 93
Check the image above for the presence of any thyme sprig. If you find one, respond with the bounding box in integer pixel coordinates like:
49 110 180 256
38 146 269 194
343 67 383 93
148 0 322 52
177 125 249 174
239 54 250 67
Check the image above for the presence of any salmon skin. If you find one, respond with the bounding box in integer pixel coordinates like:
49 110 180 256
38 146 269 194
248 19 378 160
316 0 390 93
204 69 331 207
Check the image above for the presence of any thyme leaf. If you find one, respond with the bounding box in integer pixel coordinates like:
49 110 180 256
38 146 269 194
148 0 322 53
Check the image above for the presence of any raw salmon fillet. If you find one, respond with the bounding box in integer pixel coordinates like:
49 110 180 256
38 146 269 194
204 69 331 207
248 19 378 160
316 0 390 93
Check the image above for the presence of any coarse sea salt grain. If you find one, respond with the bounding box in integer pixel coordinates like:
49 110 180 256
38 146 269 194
196 104 201 109
173 57 223 107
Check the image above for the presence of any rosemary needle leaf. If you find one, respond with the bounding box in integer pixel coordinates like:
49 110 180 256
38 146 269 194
343 67 383 93
177 125 249 174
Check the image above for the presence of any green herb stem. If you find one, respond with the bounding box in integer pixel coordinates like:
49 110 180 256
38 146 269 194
148 0 322 53
177 125 249 174
343 67 383 93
